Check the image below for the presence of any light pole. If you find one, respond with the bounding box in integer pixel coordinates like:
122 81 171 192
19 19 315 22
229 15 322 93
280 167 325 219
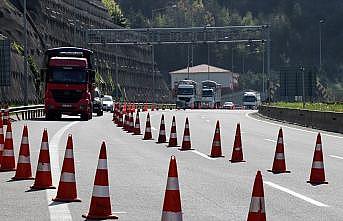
319 19 324 70
23 0 28 105
151 4 177 104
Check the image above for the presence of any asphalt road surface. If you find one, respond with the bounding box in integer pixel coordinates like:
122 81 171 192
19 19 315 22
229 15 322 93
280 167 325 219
0 109 342 221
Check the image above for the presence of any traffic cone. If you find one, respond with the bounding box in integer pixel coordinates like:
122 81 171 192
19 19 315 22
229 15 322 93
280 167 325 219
31 129 55 190
143 102 148 112
143 113 153 140
122 102 127 115
3 105 9 125
268 128 290 174
161 156 182 221
53 135 81 202
82 142 118 220
168 116 178 147
0 112 4 164
133 111 142 135
307 133 328 185
117 109 123 127
210 121 224 158
179 117 193 151
157 114 167 144
0 120 16 171
127 112 134 133
151 103 155 111
230 123 245 163
12 125 34 180
247 171 266 221
123 114 129 131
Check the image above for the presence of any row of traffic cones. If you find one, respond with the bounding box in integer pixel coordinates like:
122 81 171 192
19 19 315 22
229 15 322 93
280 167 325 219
115 110 329 185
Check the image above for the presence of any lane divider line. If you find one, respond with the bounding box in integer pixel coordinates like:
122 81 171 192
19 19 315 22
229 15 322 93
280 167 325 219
264 181 329 207
48 121 79 221
151 127 157 131
264 138 276 143
246 112 343 140
191 150 217 160
328 155 343 160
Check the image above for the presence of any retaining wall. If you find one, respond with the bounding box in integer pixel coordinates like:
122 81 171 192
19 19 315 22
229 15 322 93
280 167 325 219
258 105 343 133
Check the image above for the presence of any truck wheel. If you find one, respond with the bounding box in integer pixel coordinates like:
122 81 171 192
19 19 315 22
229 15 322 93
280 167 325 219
81 113 89 121
45 112 54 121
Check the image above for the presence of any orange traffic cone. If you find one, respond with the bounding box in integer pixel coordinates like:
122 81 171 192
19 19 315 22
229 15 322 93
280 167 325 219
161 156 182 221
31 129 55 190
210 121 224 157
127 112 134 133
0 120 16 171
268 128 290 174
12 125 34 180
0 112 4 164
123 114 129 131
53 135 81 202
247 171 266 221
143 102 148 112
157 114 167 144
168 116 178 147
133 111 142 135
307 133 328 185
3 105 9 125
82 142 118 220
122 102 127 115
117 109 123 127
179 117 193 151
230 123 245 163
143 113 153 140
151 103 155 111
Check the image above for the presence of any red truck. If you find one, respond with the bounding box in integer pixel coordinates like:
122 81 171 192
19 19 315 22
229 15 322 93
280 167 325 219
41 47 96 120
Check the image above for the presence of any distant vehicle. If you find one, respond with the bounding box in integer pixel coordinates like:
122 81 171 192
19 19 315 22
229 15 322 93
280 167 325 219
102 95 114 112
93 87 104 116
175 80 202 109
243 91 261 109
223 101 235 109
201 80 221 109
41 47 96 121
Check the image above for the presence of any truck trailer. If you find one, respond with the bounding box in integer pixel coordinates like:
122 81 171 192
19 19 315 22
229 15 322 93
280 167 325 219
41 47 97 120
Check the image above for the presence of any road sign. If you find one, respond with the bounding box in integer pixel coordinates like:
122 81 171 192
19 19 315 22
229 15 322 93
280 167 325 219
0 35 11 86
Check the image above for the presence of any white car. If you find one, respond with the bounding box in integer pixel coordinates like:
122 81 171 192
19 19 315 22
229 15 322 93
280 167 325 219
102 95 114 112
223 101 235 109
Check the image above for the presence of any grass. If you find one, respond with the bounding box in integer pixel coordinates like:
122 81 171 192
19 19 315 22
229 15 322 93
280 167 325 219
270 102 343 113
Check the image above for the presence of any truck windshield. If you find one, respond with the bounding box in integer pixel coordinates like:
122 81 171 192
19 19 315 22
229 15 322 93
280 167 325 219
202 90 213 97
177 88 193 95
48 69 87 84
243 96 257 102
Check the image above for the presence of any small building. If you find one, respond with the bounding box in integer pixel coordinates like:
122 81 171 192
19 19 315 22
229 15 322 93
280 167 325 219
170 64 239 93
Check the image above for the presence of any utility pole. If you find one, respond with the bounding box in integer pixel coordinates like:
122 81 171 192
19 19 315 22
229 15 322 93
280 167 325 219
301 66 305 108
207 43 210 80
23 0 28 105
73 0 76 46
319 19 324 70
266 25 271 103
115 44 119 99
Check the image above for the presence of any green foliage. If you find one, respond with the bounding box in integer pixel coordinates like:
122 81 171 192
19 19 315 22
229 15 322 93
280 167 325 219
271 102 343 113
102 0 129 27
11 41 24 55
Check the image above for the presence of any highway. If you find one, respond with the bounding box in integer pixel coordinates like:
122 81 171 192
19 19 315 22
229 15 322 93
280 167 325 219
0 109 343 221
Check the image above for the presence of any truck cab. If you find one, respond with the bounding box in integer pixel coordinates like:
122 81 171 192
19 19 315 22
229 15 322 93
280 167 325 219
41 47 95 120
243 91 261 109
201 88 215 109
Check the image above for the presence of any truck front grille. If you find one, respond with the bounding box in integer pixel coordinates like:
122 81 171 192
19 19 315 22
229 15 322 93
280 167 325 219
52 90 82 103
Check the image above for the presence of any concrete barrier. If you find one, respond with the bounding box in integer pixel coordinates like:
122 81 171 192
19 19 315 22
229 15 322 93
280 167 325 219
258 105 343 133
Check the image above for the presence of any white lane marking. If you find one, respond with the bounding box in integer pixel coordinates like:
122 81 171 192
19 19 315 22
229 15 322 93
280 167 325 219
48 121 79 221
328 155 343 160
151 126 157 131
264 181 329 207
191 150 217 160
264 138 276 143
246 112 343 139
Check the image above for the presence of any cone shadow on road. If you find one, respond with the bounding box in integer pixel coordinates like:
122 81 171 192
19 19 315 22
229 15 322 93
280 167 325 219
48 201 70 206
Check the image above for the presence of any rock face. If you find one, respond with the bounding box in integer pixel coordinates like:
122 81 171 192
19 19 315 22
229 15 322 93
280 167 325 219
0 0 171 104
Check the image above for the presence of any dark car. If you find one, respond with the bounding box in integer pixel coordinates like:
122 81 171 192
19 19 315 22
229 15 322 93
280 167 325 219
93 88 104 116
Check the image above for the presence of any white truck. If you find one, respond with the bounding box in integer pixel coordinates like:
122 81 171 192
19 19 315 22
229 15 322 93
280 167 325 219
243 91 261 109
175 80 202 109
201 80 222 109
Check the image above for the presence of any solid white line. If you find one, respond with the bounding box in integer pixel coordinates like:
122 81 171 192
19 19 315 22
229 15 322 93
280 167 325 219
48 121 79 221
264 181 329 207
246 112 343 139
191 150 217 160
328 155 343 160
151 126 157 131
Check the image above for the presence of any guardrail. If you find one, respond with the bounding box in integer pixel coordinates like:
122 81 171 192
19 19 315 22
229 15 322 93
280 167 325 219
1 105 45 121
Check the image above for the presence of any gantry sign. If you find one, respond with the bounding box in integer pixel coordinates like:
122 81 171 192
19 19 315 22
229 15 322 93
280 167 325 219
86 25 271 100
